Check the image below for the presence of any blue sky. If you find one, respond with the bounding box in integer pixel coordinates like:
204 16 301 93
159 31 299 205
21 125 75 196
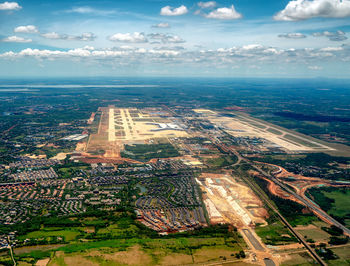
0 0 350 78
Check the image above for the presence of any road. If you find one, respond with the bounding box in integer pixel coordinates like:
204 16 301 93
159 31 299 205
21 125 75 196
206 136 327 266
7 236 16 266
264 258 276 266
165 106 328 265
242 229 265 251
252 163 350 237
209 132 350 237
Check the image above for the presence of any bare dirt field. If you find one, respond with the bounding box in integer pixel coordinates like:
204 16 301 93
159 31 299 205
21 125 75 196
197 173 268 227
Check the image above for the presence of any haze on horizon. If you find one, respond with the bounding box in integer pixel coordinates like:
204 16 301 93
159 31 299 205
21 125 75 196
0 0 350 78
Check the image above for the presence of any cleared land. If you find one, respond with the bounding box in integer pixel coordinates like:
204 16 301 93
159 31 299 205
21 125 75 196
197 173 268 228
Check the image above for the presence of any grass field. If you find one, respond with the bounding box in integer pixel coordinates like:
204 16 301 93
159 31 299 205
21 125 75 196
281 252 315 266
18 229 81 242
6 213 247 265
12 236 245 266
255 222 297 245
328 246 350 265
205 155 237 168
121 143 180 161
295 225 331 242
311 188 350 228
323 190 350 220
46 244 247 266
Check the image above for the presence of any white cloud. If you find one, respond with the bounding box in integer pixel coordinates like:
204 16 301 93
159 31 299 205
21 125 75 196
148 33 185 44
1 44 348 71
205 5 242 20
160 5 188 16
78 32 96 41
109 32 148 43
198 1 217 8
278 33 307 39
274 0 350 21
41 32 61 39
320 46 343 51
41 32 96 41
14 25 39 34
68 6 95 13
83 45 95 51
1 36 32 43
66 6 115 15
152 22 170 28
242 44 263 50
312 30 347 41
0 1 21 10
308 65 323 70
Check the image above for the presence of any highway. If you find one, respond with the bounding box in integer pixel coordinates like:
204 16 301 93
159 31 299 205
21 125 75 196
211 134 350 236
251 163 350 237
207 137 327 266
166 106 329 265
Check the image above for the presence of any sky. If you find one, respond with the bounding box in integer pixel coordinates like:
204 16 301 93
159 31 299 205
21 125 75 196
0 0 350 78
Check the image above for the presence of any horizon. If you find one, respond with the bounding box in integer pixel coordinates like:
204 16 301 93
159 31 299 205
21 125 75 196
1 0 350 78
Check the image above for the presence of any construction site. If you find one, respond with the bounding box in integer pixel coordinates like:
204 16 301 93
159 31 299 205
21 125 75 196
196 172 282 265
196 172 268 227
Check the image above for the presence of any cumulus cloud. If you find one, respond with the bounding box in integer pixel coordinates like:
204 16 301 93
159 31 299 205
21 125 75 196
312 30 347 41
148 33 185 44
1 36 32 43
205 5 242 19
152 22 170 28
14 25 39 34
0 1 21 10
198 1 217 8
278 33 307 39
1 44 348 71
0 47 181 59
41 32 96 41
242 44 264 50
109 32 148 43
274 0 350 21
160 5 188 16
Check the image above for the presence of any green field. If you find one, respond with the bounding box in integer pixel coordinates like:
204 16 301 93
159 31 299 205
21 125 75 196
281 252 315 266
309 187 350 228
328 246 350 265
11 237 245 266
121 143 180 161
296 226 331 242
255 222 297 245
19 229 82 242
205 155 237 168
2 212 247 265
323 189 350 227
